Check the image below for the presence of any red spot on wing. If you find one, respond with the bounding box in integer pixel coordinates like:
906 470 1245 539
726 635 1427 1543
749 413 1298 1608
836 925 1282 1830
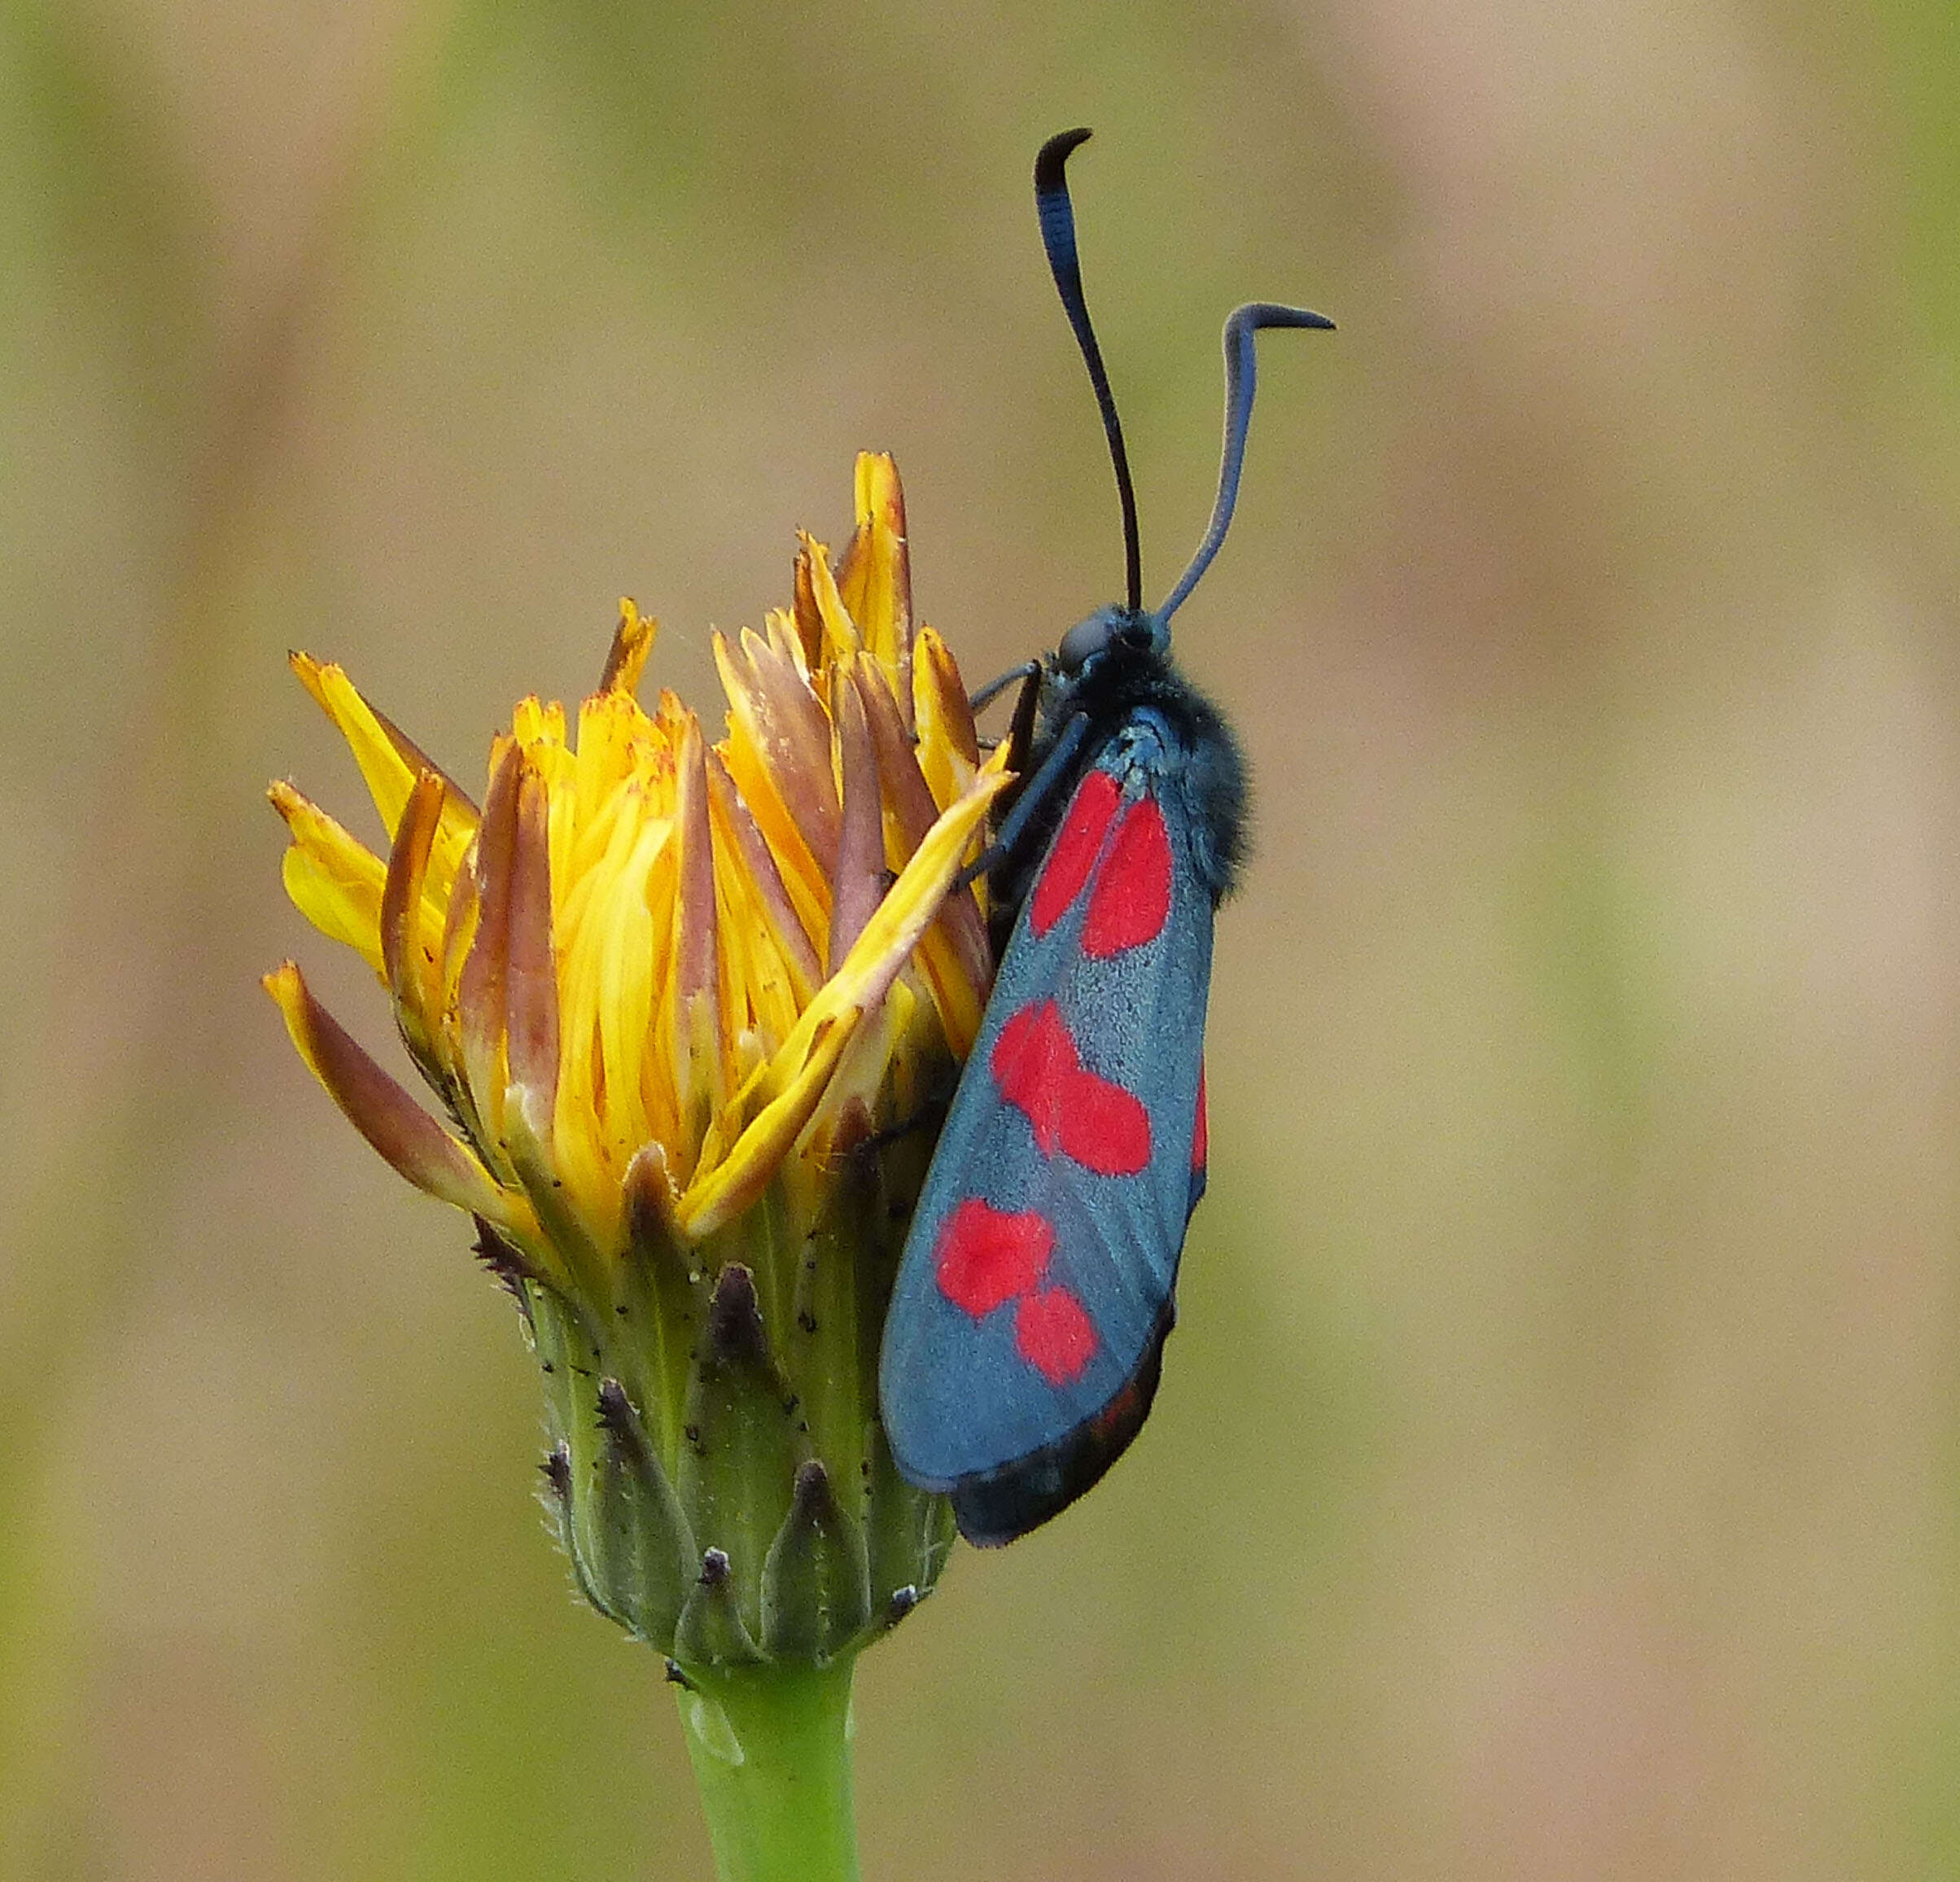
1083 798 1173 958
935 1199 1054 1319
1065 1072 1153 1177
991 1002 1073 1156
1030 769 1121 936
1014 1286 1099 1385
1192 1067 1208 1176
991 1000 1152 1176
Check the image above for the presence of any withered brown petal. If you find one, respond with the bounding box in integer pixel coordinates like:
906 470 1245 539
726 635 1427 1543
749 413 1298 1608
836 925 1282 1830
828 671 884 972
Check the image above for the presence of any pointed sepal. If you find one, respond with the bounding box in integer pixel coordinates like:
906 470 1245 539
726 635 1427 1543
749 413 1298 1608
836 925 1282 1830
540 1441 632 1631
761 1460 872 1661
569 1379 698 1646
674 1547 765 1666
675 1264 809 1639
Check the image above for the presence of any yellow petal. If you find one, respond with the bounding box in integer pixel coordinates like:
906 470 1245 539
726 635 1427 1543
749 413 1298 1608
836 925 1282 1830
713 630 833 944
837 452 912 716
809 978 908 1154
264 961 532 1235
380 771 450 1061
289 654 415 842
716 628 840 861
855 654 991 1006
705 749 818 1008
570 689 654 867
598 597 658 696
912 624 981 813
799 531 860 670
290 652 480 882
505 765 560 1139
676 755 1013 1240
780 744 1011 1093
673 1013 855 1241
270 781 387 976
668 717 727 1111
512 694 568 752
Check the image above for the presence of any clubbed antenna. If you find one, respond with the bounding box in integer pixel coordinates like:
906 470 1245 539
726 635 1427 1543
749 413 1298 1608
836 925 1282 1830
1035 127 1143 615
1157 301 1336 623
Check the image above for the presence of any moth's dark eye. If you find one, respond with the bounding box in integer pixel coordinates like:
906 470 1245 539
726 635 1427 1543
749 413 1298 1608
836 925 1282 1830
1056 613 1113 675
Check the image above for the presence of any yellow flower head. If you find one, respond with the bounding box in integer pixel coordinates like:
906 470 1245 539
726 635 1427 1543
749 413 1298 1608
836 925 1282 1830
266 456 1013 1669
267 453 1009 1281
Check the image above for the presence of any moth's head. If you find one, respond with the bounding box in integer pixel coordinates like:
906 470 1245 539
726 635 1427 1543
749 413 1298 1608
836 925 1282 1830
1055 604 1166 678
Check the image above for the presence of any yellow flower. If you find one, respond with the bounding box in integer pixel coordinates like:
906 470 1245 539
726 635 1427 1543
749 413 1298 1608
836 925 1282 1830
265 454 1012 1666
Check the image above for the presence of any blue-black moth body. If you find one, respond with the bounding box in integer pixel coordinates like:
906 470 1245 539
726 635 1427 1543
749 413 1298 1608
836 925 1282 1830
877 129 1332 1546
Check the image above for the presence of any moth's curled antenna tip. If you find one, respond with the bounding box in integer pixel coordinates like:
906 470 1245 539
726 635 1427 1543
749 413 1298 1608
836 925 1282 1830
1035 127 1094 188
1225 300 1337 335
1157 300 1337 623
1032 125 1142 614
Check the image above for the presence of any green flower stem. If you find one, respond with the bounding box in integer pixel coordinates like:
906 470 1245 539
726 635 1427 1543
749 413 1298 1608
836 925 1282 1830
675 1657 860 1882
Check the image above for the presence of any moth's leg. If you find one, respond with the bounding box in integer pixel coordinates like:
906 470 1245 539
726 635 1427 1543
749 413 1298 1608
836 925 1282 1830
968 659 1040 718
969 660 1044 777
956 709 1091 891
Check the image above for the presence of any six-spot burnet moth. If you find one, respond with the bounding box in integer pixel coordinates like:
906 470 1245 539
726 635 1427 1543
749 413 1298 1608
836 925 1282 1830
877 127 1333 1547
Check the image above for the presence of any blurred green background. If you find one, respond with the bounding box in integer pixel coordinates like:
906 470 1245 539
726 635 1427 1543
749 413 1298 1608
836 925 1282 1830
6 0 1960 1875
